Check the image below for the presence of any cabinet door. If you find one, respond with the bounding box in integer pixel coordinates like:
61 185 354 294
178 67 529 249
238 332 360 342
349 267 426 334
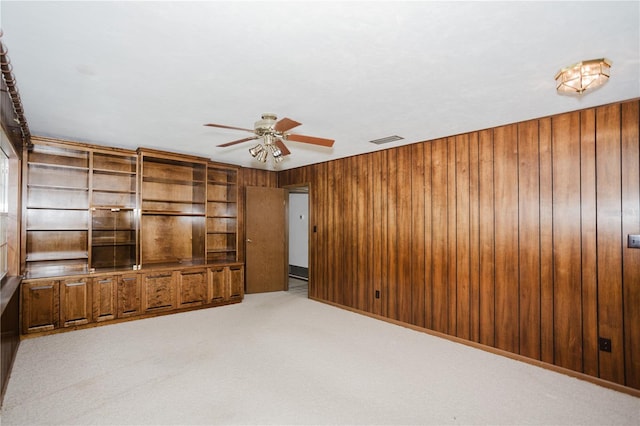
209 266 227 303
93 276 117 322
228 265 244 301
142 272 175 313
177 269 207 308
22 280 59 333
60 277 92 327
118 274 141 318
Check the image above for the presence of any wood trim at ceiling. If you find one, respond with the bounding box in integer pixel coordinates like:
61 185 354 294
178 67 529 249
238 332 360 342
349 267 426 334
0 34 31 154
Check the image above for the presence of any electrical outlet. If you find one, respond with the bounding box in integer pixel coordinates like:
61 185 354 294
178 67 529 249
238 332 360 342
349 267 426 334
628 234 640 249
599 337 612 352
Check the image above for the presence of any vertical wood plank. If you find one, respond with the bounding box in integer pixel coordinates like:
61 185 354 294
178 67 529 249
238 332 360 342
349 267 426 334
580 108 599 377
431 138 449 334
411 143 426 327
456 134 471 340
539 117 554 365
469 132 481 343
424 142 433 330
387 149 398 320
478 129 495 347
356 156 369 312
552 111 583 372
365 154 375 314
622 100 640 389
317 163 329 301
447 137 458 335
398 146 413 324
596 104 625 384
518 120 541 360
343 157 354 308
493 124 519 353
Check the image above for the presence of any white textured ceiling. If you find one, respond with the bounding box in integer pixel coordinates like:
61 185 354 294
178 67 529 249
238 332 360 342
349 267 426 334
1 1 638 170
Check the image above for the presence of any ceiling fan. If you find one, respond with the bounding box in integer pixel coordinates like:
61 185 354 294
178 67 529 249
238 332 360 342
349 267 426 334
204 113 334 163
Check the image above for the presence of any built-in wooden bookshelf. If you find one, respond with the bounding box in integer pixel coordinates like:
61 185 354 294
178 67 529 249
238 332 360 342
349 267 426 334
21 139 244 337
207 164 238 263
138 149 207 268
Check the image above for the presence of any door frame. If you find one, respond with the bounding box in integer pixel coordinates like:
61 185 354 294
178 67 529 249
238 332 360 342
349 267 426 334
283 183 312 295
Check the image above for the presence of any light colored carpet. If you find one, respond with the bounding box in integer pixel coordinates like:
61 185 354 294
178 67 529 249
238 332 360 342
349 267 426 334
1 290 638 425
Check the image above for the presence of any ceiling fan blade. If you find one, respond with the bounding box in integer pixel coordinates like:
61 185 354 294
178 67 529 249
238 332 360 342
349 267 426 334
274 117 302 133
217 136 259 147
286 133 335 147
204 123 255 133
275 139 291 156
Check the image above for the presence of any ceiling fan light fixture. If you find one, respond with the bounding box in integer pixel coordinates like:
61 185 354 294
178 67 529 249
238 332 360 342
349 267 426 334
256 149 268 163
249 144 264 157
555 58 612 95
270 144 282 158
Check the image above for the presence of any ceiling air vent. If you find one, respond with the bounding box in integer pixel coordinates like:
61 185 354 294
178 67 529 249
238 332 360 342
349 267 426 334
369 135 404 145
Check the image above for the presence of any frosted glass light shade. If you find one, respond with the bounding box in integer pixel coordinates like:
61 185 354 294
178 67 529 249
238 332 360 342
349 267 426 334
555 58 612 95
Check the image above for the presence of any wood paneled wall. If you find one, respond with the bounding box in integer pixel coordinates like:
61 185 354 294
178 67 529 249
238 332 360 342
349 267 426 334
278 99 640 390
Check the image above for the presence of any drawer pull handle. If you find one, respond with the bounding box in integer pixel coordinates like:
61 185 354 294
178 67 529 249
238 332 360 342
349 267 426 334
65 282 85 287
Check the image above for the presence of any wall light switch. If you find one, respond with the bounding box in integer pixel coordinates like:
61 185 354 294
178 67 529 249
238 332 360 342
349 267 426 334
628 234 640 249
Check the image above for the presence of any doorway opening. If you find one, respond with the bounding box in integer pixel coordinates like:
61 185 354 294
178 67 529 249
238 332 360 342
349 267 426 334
286 184 310 297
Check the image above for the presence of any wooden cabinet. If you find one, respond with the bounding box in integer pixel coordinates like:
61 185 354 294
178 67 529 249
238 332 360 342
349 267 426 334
21 139 244 337
141 271 175 313
60 277 91 327
117 274 141 318
207 165 238 263
24 143 89 278
22 280 59 333
177 268 208 308
93 275 118 322
139 150 207 267
209 264 244 303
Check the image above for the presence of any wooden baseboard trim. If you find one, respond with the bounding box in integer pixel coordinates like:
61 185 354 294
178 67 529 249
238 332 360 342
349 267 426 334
309 296 640 399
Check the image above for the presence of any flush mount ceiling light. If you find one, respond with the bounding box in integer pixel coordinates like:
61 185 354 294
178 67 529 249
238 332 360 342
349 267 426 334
555 58 612 95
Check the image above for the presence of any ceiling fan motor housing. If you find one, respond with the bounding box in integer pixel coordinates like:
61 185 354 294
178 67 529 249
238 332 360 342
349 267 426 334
254 113 278 135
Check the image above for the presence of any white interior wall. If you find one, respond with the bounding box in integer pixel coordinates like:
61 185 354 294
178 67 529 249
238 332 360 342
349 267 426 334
288 193 308 268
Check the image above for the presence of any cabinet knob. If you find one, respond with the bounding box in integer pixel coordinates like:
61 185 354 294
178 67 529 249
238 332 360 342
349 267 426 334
246 238 252 243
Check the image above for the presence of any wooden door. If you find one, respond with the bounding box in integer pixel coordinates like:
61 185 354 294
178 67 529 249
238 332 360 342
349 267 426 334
22 280 59 333
177 268 207 308
93 276 117 322
142 271 175 312
117 274 141 318
60 277 91 327
245 186 287 293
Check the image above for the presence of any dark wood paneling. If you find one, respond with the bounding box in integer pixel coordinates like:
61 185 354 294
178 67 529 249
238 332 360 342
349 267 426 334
552 112 583 372
596 104 625 384
621 101 640 389
278 99 640 391
411 144 426 327
431 138 449 334
493 125 519 353
397 146 412 324
580 109 599 377
518 120 541 360
539 117 554 365
478 129 495 347
455 134 471 340
468 132 481 343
